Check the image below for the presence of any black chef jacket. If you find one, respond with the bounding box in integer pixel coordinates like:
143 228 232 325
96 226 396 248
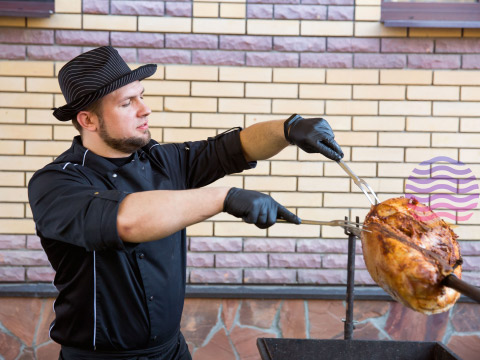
28 129 255 352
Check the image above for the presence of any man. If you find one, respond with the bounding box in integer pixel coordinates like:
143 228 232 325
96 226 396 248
28 46 343 359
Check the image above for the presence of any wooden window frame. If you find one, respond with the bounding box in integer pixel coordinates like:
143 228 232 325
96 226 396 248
381 1 480 28
0 0 54 18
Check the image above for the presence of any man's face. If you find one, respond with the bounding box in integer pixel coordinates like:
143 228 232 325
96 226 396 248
97 80 152 155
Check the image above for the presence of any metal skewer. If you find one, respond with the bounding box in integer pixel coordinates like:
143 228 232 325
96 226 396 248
337 159 380 206
277 218 369 237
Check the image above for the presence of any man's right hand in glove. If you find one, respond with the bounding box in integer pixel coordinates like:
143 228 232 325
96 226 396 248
223 187 301 229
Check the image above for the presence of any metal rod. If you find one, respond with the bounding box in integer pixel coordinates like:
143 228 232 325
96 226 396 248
344 216 358 340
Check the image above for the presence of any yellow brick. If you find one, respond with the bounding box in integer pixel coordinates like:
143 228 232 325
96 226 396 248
140 16 191 33
336 131 377 146
297 208 348 222
324 193 373 208
454 226 480 240
165 97 216 112
432 133 480 148
0 17 25 27
461 86 480 101
0 172 24 186
460 149 480 163
26 109 58 125
193 3 219 17
245 114 288 127
219 98 270 113
274 68 325 84
246 83 297 99
84 14 137 31
248 19 299 36
326 100 377 116
0 219 35 234
272 99 324 115
163 128 216 143
352 147 404 162
148 112 190 128
0 125 51 140
298 149 350 161
196 0 245 3
143 96 163 111
53 125 78 140
434 71 480 86
242 161 270 176
56 0 81 13
192 82 244 97
351 177 402 193
406 116 458 132
271 161 323 176
0 155 52 171
433 102 480 117
300 85 351 100
302 21 353 36
186 222 213 237
191 113 244 128
166 65 218 81
268 222 319 238
220 67 271 82
464 29 480 38
25 140 71 156
350 207 372 222
324 116 351 131
353 85 405 100
0 187 27 202
149 128 163 142
377 162 420 177
144 80 190 96
407 86 459 101
0 140 24 155
380 69 432 85
356 0 381 4
0 77 24 92
378 132 430 147
327 69 378 84
215 222 266 237
298 177 350 192
405 148 458 163
379 101 431 116
143 65 164 80
207 175 243 188
410 28 461 38
0 61 54 77
355 6 381 21
26 77 61 93
324 162 376 177
270 146 297 160
53 94 65 108
354 22 406 37
353 116 404 131
0 109 25 124
28 14 81 29
0 203 24 218
194 18 245 34
245 176 296 191
220 3 246 18
461 118 480 132
271 192 323 207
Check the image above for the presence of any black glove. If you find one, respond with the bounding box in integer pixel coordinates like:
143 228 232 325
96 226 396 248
223 188 301 229
284 114 344 161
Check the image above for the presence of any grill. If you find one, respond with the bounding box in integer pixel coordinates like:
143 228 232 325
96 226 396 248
257 217 462 360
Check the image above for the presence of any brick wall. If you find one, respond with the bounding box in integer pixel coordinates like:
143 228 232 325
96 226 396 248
1 0 480 288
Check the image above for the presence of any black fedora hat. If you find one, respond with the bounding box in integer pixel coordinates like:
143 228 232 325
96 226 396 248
53 46 157 121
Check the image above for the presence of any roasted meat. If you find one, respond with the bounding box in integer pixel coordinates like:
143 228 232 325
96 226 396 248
361 197 462 314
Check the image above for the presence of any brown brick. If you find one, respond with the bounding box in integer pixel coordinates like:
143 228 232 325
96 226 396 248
193 50 245 66
0 267 25 281
247 52 298 67
301 53 352 68
0 17 25 27
408 54 460 70
354 54 406 69
410 28 461 38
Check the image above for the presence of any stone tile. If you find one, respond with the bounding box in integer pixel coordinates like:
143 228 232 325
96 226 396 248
308 300 345 339
352 321 387 340
451 303 480 332
0 331 21 360
447 335 480 360
384 302 448 342
181 299 221 348
36 341 61 360
221 299 240 332
193 328 236 360
353 301 389 322
240 299 281 329
36 299 55 345
230 326 276 360
279 300 306 338
0 298 42 346
16 347 34 360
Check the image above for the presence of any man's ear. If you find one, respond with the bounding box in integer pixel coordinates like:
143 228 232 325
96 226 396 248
76 111 98 132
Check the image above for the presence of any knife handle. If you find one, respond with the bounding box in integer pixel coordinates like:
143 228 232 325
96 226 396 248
442 274 480 303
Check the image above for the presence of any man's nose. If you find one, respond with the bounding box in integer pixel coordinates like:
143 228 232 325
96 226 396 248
139 99 151 117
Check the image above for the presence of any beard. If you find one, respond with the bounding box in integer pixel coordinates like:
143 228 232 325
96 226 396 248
98 114 151 154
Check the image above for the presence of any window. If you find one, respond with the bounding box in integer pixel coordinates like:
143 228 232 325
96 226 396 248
381 0 480 28
0 0 54 18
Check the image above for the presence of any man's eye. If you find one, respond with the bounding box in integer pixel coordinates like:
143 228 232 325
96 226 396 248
122 102 131 107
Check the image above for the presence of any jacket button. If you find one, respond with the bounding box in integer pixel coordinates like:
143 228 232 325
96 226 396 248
112 173 118 178
139 253 145 259
149 296 154 301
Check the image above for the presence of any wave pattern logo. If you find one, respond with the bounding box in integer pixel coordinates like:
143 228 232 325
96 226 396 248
405 156 479 222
